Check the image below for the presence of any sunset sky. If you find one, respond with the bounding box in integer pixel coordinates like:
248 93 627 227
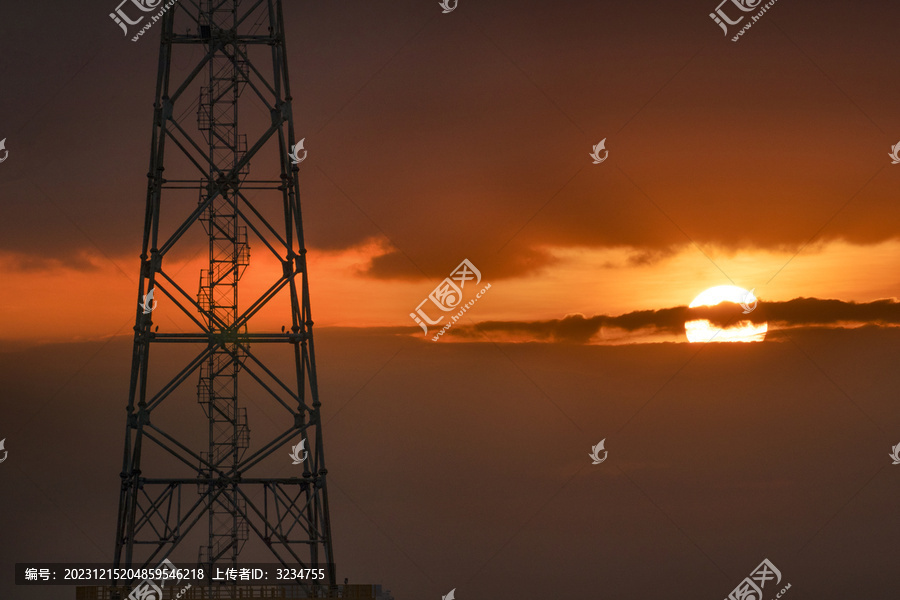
1 0 900 599
3 0 900 342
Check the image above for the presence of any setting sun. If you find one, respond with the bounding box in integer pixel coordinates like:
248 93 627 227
684 285 767 343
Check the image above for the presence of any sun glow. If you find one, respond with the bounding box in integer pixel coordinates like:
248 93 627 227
684 285 767 343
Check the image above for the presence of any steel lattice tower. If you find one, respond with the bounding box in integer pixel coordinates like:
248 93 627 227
113 0 335 590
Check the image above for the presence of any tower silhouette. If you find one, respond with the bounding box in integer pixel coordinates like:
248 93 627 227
111 0 335 593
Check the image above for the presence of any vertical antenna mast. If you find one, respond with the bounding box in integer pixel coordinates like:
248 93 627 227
112 0 336 592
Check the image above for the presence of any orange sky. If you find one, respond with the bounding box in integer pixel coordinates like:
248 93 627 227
3 238 900 342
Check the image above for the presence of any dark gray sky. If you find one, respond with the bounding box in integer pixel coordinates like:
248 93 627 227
3 0 900 280
1 328 899 599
